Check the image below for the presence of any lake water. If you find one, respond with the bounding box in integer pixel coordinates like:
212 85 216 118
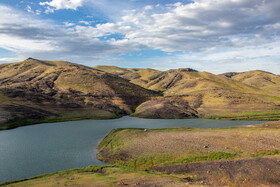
0 116 267 183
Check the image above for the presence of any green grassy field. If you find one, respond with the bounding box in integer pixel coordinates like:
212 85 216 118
204 110 280 120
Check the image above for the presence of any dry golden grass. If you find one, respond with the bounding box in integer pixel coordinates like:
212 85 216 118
105 124 280 159
232 70 280 92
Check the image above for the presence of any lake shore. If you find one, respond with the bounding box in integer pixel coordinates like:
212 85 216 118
97 121 280 186
2 120 280 186
2 109 280 131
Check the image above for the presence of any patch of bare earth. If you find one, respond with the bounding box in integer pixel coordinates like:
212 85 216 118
153 156 280 187
98 121 280 186
119 125 280 157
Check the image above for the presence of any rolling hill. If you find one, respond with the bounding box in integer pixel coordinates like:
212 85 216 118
0 59 280 129
229 70 280 92
0 58 158 129
94 66 280 119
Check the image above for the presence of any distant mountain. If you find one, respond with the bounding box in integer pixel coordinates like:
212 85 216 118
0 58 158 129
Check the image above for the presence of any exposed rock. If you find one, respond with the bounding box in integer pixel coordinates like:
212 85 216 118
219 72 241 78
0 111 12 123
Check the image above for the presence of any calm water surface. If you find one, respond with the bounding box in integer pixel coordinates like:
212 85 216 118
0 116 267 183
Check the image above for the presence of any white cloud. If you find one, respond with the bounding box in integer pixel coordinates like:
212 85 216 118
44 6 55 14
1 0 280 74
64 22 75 27
0 5 136 64
26 5 33 13
144 5 153 10
26 5 41 15
74 0 280 54
150 41 280 74
40 0 86 10
79 21 90 25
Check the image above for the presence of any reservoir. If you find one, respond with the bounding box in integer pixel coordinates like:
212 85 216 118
0 116 267 183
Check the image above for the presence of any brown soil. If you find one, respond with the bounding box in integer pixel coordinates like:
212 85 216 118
153 156 280 187
98 121 280 186
114 123 280 157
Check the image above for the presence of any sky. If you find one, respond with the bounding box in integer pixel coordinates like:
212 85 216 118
0 0 279 74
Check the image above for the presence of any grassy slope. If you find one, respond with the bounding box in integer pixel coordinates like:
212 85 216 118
231 70 280 92
1 62 280 129
0 59 159 129
94 66 278 96
95 65 280 119
0 59 157 97
93 65 162 89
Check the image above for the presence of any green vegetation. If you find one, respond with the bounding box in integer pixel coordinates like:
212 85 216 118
112 151 239 170
2 124 280 186
262 95 280 102
250 150 280 157
204 110 280 120
98 125 280 170
0 165 113 186
0 165 189 187
1 59 280 130
1 110 120 130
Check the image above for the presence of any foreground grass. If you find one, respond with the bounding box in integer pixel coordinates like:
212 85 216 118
2 123 280 186
0 165 189 187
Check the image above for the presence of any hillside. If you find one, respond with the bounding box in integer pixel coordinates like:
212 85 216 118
95 65 280 119
229 70 280 92
94 66 256 94
93 65 162 89
1 60 280 129
0 58 158 129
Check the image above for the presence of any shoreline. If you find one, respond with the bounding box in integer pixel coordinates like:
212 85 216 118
1 121 280 186
1 110 279 131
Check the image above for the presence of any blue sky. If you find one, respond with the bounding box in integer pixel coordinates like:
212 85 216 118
0 0 279 74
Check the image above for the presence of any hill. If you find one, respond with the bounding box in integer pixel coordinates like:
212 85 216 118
0 58 158 129
95 66 280 119
93 65 162 89
229 70 280 92
1 60 280 129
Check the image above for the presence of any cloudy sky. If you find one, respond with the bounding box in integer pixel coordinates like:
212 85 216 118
0 0 279 74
